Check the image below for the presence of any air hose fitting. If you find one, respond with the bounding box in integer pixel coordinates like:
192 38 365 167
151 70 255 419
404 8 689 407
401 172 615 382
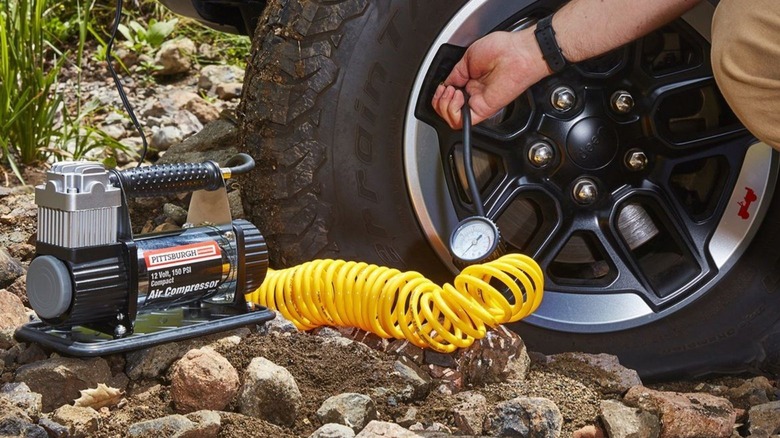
245 254 543 353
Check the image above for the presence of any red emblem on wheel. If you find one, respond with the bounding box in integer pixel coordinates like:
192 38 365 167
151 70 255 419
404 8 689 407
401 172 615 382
737 187 757 220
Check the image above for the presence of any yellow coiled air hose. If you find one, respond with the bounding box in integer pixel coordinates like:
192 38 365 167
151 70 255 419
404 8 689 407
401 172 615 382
245 254 543 353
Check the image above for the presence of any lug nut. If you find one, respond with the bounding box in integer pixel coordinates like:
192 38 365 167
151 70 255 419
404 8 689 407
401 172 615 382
528 142 555 167
551 86 576 112
625 150 648 171
611 90 635 114
573 178 598 204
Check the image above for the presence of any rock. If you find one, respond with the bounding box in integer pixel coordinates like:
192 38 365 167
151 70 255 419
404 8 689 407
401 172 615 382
7 242 35 262
238 357 302 426
170 347 240 413
309 423 356 438
101 122 127 140
154 37 196 75
393 358 431 401
173 109 204 138
0 382 42 420
163 203 189 225
125 328 249 380
747 400 780 437
150 125 183 151
38 417 69 438
600 399 660 438
355 420 424 438
184 97 221 124
198 65 245 94
257 310 299 335
387 340 425 366
50 405 100 438
316 393 378 432
451 391 487 435
15 357 113 412
395 407 418 428
215 82 243 100
573 425 606 438
726 376 773 410
0 290 28 330
198 43 219 61
0 416 47 438
16 343 47 366
483 397 563 438
457 326 531 386
623 385 736 438
127 411 220 438
6 275 28 305
156 116 239 166
0 249 24 289
547 352 642 395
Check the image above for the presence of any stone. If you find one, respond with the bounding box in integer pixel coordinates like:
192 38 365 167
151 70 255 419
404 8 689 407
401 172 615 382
125 328 250 380
184 97 221 124
747 400 780 437
600 399 660 438
16 343 47 366
395 407 418 428
0 290 28 330
725 376 773 410
126 410 220 437
215 82 243 100
393 358 431 401
354 421 424 438
547 352 642 395
0 382 42 420
0 249 24 290
163 203 189 225
623 385 736 438
156 116 239 166
5 275 27 305
172 109 204 138
309 423 356 438
457 326 531 386
154 37 196 76
573 425 606 438
0 416 47 438
14 357 113 412
38 417 69 438
316 393 378 432
50 405 100 438
170 347 240 413
238 357 302 426
257 311 299 335
150 125 183 151
483 397 563 438
451 391 487 435
198 65 245 94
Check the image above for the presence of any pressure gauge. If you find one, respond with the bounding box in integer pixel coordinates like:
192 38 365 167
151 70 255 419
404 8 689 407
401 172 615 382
449 216 505 268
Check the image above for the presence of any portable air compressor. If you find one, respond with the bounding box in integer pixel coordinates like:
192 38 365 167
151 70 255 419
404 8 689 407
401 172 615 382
15 156 274 356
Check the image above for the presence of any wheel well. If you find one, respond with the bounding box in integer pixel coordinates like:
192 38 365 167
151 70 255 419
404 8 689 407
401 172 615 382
191 0 266 35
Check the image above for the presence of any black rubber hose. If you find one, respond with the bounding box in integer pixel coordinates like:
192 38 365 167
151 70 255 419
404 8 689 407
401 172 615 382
225 153 256 176
461 92 485 217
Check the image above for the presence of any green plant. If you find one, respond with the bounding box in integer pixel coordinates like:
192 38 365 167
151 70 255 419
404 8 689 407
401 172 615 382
0 0 65 176
117 17 178 52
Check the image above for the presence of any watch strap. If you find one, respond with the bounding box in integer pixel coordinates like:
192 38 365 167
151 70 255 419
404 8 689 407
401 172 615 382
534 15 568 73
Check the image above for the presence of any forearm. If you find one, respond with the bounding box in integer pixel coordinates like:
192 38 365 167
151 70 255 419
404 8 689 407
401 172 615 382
552 0 704 63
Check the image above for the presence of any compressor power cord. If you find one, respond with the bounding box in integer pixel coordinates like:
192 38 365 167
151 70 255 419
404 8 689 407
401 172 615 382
108 0 149 165
246 254 544 353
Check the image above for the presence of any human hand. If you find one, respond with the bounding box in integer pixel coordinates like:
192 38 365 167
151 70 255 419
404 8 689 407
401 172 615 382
432 29 550 129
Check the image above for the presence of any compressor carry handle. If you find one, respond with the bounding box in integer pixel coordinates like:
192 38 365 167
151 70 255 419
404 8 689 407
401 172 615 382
110 154 256 198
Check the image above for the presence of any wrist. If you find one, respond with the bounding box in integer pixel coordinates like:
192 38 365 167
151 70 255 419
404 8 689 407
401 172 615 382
512 28 553 85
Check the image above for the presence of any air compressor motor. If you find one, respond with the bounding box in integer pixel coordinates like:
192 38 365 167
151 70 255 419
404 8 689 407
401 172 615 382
15 157 274 356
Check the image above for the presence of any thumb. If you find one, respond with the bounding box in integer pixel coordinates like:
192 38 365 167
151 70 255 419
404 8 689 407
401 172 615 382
444 57 470 88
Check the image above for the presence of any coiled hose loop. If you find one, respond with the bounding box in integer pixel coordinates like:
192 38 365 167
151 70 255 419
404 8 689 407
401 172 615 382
245 254 543 353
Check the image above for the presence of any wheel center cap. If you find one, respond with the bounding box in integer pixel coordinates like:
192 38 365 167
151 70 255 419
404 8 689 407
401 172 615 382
566 118 618 170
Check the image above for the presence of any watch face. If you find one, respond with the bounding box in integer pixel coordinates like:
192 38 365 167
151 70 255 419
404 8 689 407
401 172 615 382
450 217 499 262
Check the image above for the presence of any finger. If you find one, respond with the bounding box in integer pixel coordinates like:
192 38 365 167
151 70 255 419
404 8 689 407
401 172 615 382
432 84 451 125
446 87 465 130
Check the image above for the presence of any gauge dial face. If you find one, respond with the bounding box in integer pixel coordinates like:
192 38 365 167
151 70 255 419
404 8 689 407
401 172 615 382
450 216 500 263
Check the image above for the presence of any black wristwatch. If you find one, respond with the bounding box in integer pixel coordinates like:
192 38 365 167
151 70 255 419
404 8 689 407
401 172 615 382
534 15 568 73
